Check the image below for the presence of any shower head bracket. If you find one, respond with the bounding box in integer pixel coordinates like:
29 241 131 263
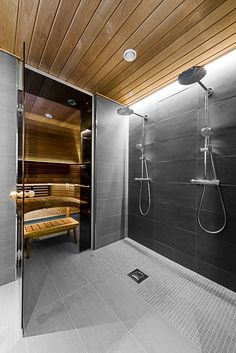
197 81 213 96
207 87 213 96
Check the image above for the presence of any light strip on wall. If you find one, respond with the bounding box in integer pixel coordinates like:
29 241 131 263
131 49 236 113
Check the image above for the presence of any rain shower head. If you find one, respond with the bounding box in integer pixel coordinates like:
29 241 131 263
178 66 206 85
117 107 134 116
178 66 213 95
117 106 148 120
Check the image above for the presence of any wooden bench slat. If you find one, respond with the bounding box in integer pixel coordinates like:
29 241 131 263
24 217 79 239
24 217 79 258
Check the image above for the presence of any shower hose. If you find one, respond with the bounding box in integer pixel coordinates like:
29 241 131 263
198 146 227 234
139 157 151 216
198 92 227 234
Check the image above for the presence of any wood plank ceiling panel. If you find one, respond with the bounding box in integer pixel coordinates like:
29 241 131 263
84 0 207 93
0 0 236 104
58 0 126 80
0 0 19 52
96 0 222 96
60 0 143 82
14 0 40 56
111 0 236 100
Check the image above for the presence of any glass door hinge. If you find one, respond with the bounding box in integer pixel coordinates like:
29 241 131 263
17 104 24 114
16 250 23 264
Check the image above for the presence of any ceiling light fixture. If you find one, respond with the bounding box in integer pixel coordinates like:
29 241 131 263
67 98 77 106
123 49 137 62
45 113 53 119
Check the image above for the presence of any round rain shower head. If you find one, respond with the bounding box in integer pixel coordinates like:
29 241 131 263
117 107 134 116
178 66 207 85
201 126 213 137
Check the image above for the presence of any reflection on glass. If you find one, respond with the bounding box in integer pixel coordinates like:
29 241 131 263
22 69 92 335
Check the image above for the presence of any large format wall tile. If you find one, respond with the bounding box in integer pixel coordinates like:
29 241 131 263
154 222 196 257
156 109 197 142
128 213 153 250
154 182 196 209
196 234 236 274
155 159 196 183
157 135 197 162
0 52 17 286
95 95 128 249
154 202 196 233
153 241 196 270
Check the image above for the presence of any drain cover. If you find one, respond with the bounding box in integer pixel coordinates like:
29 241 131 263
127 268 148 284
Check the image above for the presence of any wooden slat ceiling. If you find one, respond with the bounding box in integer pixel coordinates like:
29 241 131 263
1 0 236 105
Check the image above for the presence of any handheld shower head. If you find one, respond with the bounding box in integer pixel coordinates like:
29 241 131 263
136 144 143 151
178 66 213 95
201 126 213 138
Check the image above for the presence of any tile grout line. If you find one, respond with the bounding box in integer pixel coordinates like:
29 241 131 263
60 295 89 353
41 254 89 353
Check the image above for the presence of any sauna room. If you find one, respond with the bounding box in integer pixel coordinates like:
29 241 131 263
20 68 92 259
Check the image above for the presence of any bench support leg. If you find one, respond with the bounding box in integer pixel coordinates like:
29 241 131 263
25 239 30 258
73 228 78 243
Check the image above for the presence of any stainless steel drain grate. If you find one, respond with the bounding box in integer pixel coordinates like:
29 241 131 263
127 268 148 284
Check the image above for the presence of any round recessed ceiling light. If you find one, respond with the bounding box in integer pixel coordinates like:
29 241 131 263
67 98 77 106
123 49 137 62
45 113 53 119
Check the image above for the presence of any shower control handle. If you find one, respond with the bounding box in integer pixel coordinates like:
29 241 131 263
200 147 209 152
134 177 151 182
190 179 219 186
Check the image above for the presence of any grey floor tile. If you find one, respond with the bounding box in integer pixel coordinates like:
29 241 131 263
0 326 9 353
63 285 128 353
131 311 201 353
24 299 74 337
46 257 89 297
39 244 68 266
24 246 46 271
27 329 86 353
93 272 151 329
109 334 146 353
6 322 28 353
23 267 60 318
0 280 20 329
72 250 111 283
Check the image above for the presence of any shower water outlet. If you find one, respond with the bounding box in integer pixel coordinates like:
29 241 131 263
127 269 148 284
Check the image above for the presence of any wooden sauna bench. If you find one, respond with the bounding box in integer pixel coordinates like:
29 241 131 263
17 196 88 258
24 217 79 258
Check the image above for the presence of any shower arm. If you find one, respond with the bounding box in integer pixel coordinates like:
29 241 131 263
133 112 148 120
198 81 213 96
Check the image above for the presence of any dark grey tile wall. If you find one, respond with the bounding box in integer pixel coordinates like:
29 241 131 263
0 52 18 286
128 58 236 292
94 95 128 249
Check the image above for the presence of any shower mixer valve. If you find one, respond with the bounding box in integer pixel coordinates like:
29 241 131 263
200 145 212 152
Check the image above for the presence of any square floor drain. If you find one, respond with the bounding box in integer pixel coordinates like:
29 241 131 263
127 268 148 284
